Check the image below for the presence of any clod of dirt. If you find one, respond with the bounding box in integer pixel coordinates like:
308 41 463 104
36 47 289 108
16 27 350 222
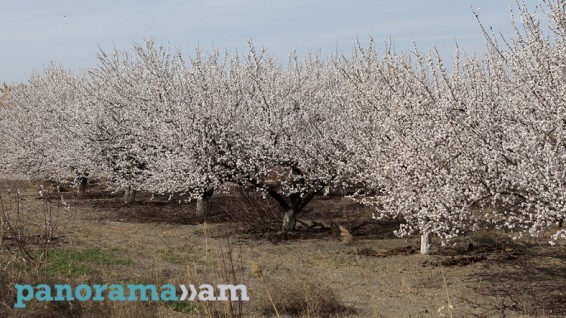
339 225 353 245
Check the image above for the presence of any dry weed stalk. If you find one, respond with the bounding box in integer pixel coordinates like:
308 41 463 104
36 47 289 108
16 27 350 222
184 227 246 318
0 186 72 316
438 268 454 318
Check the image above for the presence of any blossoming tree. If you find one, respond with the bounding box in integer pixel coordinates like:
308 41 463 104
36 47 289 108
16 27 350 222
0 66 94 195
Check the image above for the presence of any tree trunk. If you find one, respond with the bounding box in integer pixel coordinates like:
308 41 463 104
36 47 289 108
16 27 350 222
77 177 87 197
195 197 208 217
282 209 297 232
124 186 136 204
244 176 327 234
420 232 432 255
195 189 214 217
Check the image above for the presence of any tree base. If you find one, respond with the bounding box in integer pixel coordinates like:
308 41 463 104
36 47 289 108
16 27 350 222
420 232 431 255
124 187 136 204
282 209 297 232
195 198 208 217
76 177 87 197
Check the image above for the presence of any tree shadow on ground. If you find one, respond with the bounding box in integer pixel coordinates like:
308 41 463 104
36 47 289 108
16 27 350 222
64 188 407 243
459 243 566 317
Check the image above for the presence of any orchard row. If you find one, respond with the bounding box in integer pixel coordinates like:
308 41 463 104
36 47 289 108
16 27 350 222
1 1 564 253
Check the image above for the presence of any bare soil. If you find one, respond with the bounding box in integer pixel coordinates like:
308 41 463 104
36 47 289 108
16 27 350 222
1 177 566 317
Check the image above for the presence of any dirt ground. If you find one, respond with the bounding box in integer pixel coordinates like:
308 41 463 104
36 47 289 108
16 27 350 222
1 176 566 317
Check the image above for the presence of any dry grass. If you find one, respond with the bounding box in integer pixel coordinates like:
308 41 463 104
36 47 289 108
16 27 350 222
0 184 75 316
256 274 351 317
0 182 249 318
2 178 566 317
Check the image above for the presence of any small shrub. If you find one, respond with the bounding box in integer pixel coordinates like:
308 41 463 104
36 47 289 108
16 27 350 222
468 230 513 250
257 274 350 317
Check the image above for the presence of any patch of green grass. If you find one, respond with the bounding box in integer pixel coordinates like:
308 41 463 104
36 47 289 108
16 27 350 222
158 248 205 265
169 300 198 314
47 247 133 276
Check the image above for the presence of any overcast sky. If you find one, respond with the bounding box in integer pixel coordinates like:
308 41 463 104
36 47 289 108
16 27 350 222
1 1 527 84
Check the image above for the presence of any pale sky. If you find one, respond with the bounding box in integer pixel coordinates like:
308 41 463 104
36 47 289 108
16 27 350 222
0 1 528 84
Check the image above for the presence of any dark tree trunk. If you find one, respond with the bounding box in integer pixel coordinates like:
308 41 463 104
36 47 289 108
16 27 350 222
241 174 328 232
265 186 324 232
77 176 88 197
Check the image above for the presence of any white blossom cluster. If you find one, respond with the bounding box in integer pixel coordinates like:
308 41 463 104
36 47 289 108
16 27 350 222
0 1 564 242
